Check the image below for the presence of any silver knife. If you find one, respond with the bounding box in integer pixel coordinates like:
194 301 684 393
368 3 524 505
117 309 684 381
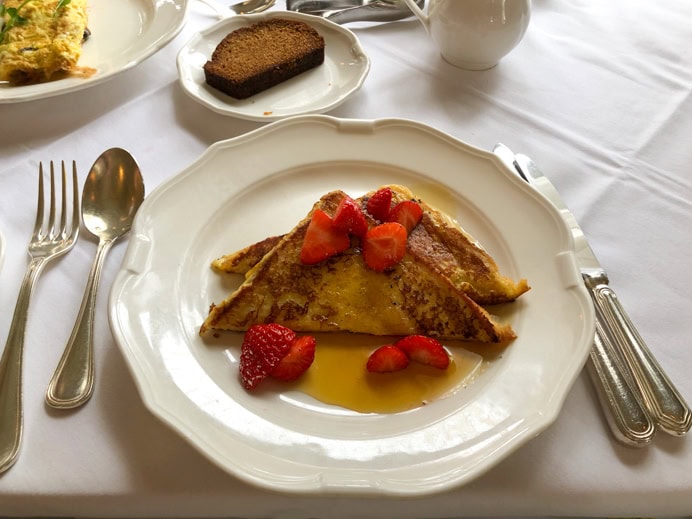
493 144 656 447
286 0 423 24
509 149 691 437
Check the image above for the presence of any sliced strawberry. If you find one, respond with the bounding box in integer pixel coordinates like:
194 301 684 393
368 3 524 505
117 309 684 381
362 222 407 272
271 335 316 382
300 209 350 265
388 200 423 234
395 335 450 369
332 195 368 237
365 187 393 221
366 345 409 373
239 324 296 389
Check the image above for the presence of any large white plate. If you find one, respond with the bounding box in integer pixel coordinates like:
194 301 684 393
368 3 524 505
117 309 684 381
0 229 4 274
176 11 370 121
0 0 188 103
109 115 594 496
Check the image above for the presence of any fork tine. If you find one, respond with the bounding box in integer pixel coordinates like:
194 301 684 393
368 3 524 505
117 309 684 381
32 163 45 241
70 161 80 240
47 161 57 240
59 161 68 238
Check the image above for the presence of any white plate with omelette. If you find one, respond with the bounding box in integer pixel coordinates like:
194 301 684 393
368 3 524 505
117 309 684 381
176 11 371 121
0 0 187 103
110 115 595 496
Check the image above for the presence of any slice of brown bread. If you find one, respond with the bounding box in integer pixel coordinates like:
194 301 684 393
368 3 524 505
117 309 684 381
203 18 325 99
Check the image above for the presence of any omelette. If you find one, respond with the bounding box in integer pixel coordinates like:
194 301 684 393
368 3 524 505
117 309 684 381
0 0 89 84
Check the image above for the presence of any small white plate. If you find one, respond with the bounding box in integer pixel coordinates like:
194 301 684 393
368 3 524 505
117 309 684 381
176 11 370 121
110 115 594 496
0 0 188 104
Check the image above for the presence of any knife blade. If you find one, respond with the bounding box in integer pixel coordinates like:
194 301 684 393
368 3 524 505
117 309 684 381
511 151 691 437
286 0 423 24
493 143 656 447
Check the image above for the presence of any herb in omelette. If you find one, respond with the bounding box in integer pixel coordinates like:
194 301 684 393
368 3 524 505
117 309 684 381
0 0 71 44
0 0 34 45
54 0 70 16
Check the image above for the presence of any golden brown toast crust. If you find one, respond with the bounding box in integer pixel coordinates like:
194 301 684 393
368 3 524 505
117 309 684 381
402 202 530 305
200 189 519 342
211 235 283 275
210 185 529 303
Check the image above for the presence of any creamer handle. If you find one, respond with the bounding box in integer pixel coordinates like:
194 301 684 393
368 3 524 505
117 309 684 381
403 0 430 31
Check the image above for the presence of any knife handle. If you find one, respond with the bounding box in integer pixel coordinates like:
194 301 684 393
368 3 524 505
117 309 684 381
586 320 655 447
588 280 692 436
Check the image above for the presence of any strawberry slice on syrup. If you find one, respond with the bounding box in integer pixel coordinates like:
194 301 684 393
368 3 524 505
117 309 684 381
271 335 317 382
366 345 410 373
395 335 450 369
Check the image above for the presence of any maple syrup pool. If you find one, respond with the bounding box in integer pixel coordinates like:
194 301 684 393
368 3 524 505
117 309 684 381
220 333 510 414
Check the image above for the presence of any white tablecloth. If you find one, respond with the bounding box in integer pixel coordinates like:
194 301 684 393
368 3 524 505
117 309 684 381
1 0 692 517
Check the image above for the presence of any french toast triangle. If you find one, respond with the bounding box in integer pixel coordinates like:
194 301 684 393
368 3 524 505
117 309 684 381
200 186 529 343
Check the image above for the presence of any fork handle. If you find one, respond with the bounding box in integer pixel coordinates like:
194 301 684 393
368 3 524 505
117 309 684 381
0 258 45 473
588 279 692 436
45 239 114 409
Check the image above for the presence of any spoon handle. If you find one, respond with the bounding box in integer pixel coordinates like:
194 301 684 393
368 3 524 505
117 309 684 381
46 239 114 409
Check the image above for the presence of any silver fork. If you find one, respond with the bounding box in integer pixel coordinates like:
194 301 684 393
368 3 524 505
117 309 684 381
0 162 80 474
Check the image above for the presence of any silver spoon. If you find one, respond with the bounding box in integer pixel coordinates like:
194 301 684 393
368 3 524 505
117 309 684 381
45 148 144 409
196 0 275 19
230 0 275 14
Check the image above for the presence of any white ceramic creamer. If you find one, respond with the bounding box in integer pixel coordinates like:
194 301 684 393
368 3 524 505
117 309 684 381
403 0 531 70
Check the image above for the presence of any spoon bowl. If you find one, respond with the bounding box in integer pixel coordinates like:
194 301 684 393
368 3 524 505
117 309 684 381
45 148 144 409
82 150 144 238
197 0 275 19
230 0 276 14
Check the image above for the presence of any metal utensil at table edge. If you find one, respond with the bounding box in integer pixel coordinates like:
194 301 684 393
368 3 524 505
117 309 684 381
0 162 80 473
495 144 691 439
196 0 275 19
512 153 691 437
493 143 655 447
286 0 423 24
45 149 145 410
229 0 275 14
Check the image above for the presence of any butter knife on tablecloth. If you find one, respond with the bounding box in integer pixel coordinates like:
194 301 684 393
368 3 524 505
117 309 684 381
498 145 691 439
493 144 656 446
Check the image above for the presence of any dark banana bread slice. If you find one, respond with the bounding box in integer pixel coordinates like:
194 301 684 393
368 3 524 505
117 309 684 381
203 18 325 100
